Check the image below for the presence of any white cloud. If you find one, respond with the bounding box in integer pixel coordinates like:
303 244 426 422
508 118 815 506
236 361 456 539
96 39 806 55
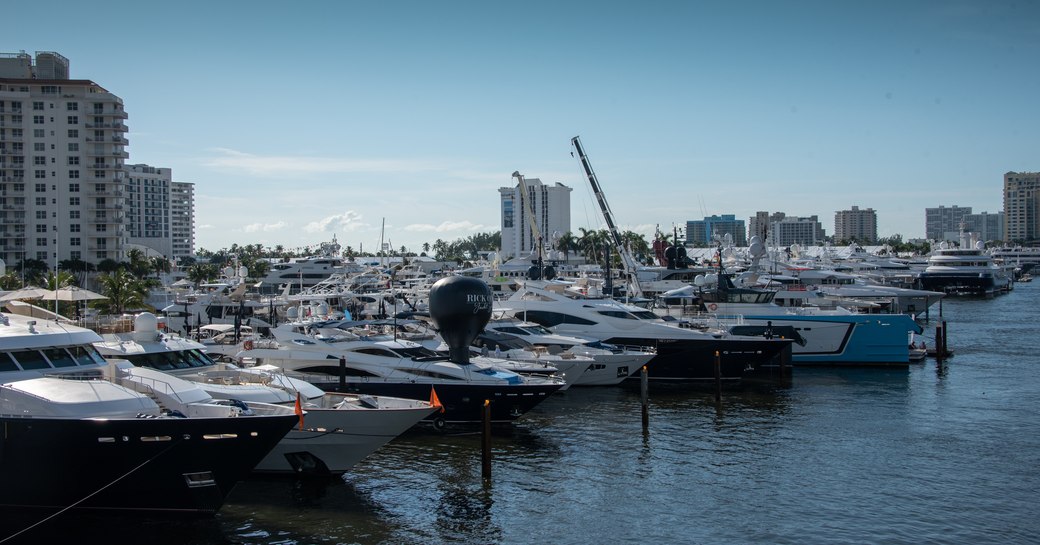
202 148 452 178
243 221 289 233
403 220 492 233
304 211 365 233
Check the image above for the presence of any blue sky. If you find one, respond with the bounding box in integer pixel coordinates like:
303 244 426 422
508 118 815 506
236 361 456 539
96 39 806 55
7 0 1039 253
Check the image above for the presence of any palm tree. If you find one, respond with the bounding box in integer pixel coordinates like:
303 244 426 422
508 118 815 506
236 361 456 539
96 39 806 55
187 263 217 286
150 256 171 279
123 248 152 279
93 269 149 314
556 231 577 261
0 272 22 291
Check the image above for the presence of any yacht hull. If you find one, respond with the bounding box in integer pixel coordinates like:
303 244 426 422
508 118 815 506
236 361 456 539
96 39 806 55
601 336 791 382
305 380 563 426
733 314 921 366
0 413 297 516
253 401 436 475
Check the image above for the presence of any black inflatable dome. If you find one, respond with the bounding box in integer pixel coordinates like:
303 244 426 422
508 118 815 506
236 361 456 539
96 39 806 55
429 276 493 364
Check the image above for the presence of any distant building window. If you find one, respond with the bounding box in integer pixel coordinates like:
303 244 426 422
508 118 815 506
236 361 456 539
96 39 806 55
66 102 78 111
69 197 79 206
68 170 79 179
36 237 47 246
33 129 44 138
33 142 45 152
70 224 80 232
69 183 79 192
67 116 78 125
34 170 46 179
68 156 79 165
70 237 80 246
32 116 44 124
69 210 80 219
67 129 78 138
34 183 45 192
68 143 78 152
35 197 45 206
32 102 44 111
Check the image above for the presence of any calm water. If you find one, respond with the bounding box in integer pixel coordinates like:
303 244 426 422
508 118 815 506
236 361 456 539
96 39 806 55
10 283 1040 544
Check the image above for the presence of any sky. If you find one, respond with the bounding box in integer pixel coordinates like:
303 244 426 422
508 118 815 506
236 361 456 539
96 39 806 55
6 0 1039 254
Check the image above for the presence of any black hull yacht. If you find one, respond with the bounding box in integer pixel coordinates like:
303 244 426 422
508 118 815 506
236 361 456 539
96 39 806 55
0 311 297 519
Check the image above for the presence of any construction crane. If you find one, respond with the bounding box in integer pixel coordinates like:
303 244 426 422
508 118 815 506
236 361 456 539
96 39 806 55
569 136 644 298
511 170 542 258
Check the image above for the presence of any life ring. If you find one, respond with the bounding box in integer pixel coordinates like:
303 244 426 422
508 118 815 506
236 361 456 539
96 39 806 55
707 303 718 311
243 340 254 350
432 416 447 432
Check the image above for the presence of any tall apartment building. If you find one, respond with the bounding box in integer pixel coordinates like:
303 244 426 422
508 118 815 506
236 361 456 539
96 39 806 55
1004 171 1040 243
171 181 195 260
964 211 1005 243
834 206 878 243
771 216 826 246
925 205 972 240
685 214 747 246
499 177 571 259
125 164 172 258
0 51 128 267
750 211 825 246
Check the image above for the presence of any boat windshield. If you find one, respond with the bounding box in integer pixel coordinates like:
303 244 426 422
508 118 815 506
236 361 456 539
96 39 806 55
125 349 217 370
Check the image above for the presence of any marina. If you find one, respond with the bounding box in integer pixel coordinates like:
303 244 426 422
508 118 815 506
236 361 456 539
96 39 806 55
3 282 1038 544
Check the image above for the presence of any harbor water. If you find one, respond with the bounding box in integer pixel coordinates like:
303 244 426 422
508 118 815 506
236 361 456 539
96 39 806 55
10 283 1040 544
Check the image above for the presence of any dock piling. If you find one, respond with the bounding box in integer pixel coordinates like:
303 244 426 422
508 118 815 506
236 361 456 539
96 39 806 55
640 366 649 429
481 399 492 482
714 350 722 403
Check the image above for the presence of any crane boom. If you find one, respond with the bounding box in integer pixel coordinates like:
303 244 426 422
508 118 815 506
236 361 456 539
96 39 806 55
511 171 542 257
570 136 643 298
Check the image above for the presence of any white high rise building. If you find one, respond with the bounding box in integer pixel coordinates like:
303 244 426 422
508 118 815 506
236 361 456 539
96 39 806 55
499 178 571 260
0 51 129 267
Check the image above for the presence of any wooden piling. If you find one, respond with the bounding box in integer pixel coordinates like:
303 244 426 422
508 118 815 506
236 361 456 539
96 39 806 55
935 325 944 363
640 365 649 429
338 356 347 391
713 350 722 403
941 320 949 358
481 399 492 482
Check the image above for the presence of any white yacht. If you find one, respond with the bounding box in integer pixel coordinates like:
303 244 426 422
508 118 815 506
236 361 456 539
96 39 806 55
495 279 792 383
918 232 1012 296
481 318 655 386
0 311 298 516
94 313 437 475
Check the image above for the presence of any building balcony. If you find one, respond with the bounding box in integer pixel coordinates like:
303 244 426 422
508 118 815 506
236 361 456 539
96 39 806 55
88 215 124 224
90 162 125 170
0 107 24 114
86 149 129 159
1 203 25 210
1 176 25 183
1 245 27 252
84 122 128 132
0 218 24 224
87 189 124 197
0 149 24 156
0 120 24 127
0 134 23 142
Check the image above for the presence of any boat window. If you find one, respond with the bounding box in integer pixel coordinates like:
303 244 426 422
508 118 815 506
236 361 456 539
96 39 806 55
396 346 439 358
597 310 638 320
10 350 50 370
404 369 462 380
497 326 529 335
630 311 660 320
43 347 77 368
521 324 554 335
184 349 216 368
78 345 107 366
517 310 596 327
356 347 401 358
0 352 19 372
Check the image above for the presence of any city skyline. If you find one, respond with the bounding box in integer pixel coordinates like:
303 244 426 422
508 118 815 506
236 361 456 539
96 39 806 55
5 0 1037 255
